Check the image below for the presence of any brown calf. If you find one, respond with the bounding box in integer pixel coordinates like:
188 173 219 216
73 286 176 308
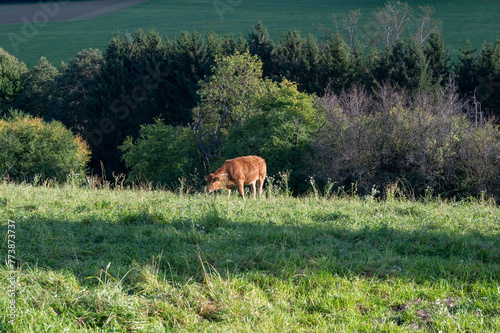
205 156 266 200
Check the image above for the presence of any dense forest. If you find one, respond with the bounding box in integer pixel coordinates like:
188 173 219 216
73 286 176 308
1 2 499 199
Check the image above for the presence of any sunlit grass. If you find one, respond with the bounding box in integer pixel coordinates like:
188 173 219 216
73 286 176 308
1 182 499 332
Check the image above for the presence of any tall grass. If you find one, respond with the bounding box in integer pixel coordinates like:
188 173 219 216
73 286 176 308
1 181 499 332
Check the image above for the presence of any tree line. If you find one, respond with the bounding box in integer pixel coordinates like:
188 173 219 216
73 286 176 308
1 2 499 199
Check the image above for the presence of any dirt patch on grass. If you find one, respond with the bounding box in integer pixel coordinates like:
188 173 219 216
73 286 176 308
0 0 149 26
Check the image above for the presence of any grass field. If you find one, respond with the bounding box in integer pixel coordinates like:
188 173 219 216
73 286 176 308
0 0 499 67
1 181 499 331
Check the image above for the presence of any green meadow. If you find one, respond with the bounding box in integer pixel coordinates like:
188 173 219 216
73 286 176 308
1 2 500 331
1 182 499 331
0 0 500 67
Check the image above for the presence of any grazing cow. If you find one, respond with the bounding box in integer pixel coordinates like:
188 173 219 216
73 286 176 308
205 156 266 200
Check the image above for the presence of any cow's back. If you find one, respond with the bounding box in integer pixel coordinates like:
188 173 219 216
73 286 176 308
226 156 266 184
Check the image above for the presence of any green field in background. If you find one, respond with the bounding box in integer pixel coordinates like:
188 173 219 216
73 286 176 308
0 0 499 68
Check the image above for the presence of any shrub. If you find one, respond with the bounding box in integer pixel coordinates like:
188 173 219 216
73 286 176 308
120 120 201 188
311 83 500 199
0 112 90 181
458 122 500 197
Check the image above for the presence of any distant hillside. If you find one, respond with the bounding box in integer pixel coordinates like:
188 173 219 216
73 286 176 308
0 0 96 3
0 0 499 67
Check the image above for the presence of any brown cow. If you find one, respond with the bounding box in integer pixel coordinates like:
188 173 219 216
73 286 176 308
205 156 266 200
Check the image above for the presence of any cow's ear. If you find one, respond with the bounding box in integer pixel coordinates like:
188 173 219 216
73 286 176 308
204 175 209 180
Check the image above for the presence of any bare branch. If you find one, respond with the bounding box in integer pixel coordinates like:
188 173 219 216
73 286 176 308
374 1 413 47
414 5 441 46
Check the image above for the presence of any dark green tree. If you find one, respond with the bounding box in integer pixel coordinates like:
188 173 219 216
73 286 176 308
48 48 103 130
475 39 500 119
0 48 27 110
424 31 450 87
302 35 322 93
454 41 479 99
13 57 60 117
319 33 355 93
373 38 433 93
248 22 274 78
168 30 210 123
84 29 173 174
273 30 321 93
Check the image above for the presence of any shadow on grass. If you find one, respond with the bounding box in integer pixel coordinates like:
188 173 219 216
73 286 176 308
3 208 500 286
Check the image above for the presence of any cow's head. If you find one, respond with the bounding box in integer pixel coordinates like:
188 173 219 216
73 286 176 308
205 174 228 193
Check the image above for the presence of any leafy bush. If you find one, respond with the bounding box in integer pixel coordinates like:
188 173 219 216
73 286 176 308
0 112 90 181
120 120 201 187
223 80 319 192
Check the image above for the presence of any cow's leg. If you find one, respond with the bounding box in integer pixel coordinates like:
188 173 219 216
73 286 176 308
258 177 264 197
251 181 256 199
227 189 231 199
237 181 245 200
